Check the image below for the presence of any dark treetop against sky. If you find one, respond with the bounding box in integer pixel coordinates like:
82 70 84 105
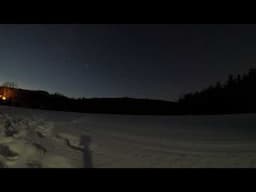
0 24 256 101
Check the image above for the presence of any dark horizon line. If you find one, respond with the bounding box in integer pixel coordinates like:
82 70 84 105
0 85 177 103
4 67 255 103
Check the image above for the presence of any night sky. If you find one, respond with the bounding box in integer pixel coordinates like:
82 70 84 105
0 24 256 101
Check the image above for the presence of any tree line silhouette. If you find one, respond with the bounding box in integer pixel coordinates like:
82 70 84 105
178 68 256 114
1 68 256 115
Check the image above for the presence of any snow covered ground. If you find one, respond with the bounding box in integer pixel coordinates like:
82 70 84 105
1 105 256 168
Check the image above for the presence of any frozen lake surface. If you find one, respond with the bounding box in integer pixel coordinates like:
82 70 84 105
1 105 256 168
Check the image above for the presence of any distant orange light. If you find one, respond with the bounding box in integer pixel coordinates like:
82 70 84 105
2 96 6 100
